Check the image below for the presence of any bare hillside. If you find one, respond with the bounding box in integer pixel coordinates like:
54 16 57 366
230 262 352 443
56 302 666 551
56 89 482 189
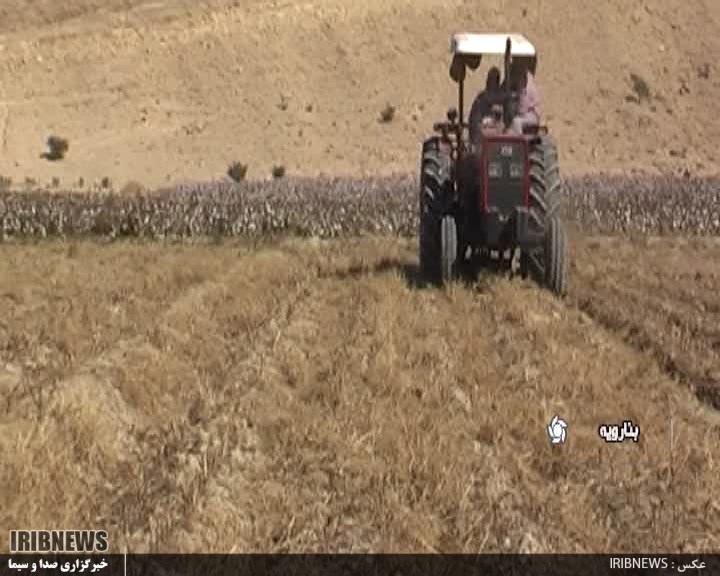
0 0 717 188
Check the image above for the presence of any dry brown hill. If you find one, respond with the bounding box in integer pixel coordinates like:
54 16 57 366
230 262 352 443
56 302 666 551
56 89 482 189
0 0 717 188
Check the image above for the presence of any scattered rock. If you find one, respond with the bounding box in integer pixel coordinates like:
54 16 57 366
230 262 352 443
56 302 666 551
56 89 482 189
452 387 472 412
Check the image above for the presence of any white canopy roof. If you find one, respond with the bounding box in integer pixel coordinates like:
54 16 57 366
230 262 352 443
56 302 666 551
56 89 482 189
450 33 536 57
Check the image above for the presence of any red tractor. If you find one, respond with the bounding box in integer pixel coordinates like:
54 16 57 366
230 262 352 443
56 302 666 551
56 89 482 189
419 33 568 295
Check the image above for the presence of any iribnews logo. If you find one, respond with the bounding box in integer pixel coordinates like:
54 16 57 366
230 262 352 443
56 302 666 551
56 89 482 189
9 530 109 553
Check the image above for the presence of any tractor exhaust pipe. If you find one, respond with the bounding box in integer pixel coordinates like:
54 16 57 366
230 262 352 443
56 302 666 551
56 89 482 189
459 78 464 126
503 37 513 130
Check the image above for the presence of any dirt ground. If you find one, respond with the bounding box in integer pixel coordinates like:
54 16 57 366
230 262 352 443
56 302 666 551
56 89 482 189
1 233 719 552
0 0 718 189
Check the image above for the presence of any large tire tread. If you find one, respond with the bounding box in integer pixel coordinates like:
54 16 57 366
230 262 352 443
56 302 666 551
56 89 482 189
522 135 569 296
545 215 568 296
419 137 453 284
440 215 458 284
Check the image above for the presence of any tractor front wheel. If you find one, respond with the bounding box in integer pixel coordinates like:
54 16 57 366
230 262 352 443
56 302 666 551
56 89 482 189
440 215 458 285
419 137 453 284
543 215 568 296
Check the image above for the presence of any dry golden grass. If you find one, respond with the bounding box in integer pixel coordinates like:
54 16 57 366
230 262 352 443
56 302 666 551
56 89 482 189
1 234 719 552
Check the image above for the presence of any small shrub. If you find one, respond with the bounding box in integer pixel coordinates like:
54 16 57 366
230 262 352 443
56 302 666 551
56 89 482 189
278 95 289 111
629 73 651 102
45 135 69 161
51 177 60 188
227 162 248 182
77 177 85 188
101 176 112 190
697 63 711 80
379 104 396 123
272 165 286 179
0 175 12 191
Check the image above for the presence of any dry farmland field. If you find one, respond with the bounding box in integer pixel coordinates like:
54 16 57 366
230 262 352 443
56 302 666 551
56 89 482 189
1 0 720 556
1 177 720 552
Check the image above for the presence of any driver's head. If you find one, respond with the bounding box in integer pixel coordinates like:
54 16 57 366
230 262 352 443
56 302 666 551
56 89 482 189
486 66 501 91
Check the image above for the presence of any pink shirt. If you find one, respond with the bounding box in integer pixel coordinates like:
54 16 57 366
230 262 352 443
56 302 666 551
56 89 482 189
518 72 541 118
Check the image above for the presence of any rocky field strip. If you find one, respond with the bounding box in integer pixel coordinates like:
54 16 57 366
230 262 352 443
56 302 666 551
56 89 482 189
0 175 718 239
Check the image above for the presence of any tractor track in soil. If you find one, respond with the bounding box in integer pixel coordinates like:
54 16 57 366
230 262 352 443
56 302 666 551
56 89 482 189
103 245 317 552
568 234 720 412
1 243 244 419
156 241 353 552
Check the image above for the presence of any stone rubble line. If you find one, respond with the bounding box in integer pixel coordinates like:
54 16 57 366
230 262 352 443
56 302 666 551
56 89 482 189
0 175 718 239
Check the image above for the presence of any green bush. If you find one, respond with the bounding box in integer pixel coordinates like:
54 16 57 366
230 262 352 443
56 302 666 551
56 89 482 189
630 73 651 101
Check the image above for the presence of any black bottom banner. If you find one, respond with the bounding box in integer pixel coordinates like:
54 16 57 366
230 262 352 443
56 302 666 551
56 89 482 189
2 554 717 576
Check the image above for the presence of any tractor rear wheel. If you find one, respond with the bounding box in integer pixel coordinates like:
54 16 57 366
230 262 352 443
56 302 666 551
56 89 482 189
521 138 569 296
542 136 562 215
419 137 453 284
528 136 562 218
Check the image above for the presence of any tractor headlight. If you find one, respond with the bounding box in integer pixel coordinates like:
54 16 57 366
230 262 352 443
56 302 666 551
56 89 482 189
488 162 503 178
509 163 524 179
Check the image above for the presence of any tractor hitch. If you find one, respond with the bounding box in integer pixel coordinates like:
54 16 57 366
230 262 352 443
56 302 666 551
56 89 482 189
512 207 544 247
465 208 544 249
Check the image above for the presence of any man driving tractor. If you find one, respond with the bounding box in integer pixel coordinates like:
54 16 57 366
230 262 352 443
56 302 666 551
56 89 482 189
505 57 541 134
468 66 502 143
469 57 541 136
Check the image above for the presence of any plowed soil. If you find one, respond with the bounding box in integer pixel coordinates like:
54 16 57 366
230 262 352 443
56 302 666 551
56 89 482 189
2 234 719 552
